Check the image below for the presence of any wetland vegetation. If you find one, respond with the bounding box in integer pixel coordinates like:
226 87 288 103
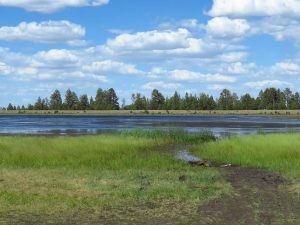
0 130 299 224
0 130 226 224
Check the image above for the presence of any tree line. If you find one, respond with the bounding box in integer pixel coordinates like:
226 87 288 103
3 87 300 111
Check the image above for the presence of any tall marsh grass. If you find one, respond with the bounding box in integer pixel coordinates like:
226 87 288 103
0 130 215 169
121 129 216 144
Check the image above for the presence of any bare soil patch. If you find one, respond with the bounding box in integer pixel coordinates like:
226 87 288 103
195 166 300 225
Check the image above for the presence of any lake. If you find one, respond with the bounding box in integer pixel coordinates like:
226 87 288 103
1 115 300 136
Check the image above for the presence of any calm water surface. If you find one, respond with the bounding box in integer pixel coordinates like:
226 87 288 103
1 115 300 136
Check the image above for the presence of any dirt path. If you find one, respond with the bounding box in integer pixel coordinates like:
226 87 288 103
194 166 300 225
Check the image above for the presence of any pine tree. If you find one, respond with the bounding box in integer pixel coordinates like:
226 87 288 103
50 90 62 110
95 88 105 110
150 89 165 110
34 97 43 110
89 96 95 110
7 103 14 110
218 89 234 110
64 89 78 110
79 95 89 110
169 91 181 110
107 88 120 110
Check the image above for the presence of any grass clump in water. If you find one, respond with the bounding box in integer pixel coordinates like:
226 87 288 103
121 129 216 144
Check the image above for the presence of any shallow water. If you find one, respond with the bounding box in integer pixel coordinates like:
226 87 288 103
1 115 300 136
175 150 201 162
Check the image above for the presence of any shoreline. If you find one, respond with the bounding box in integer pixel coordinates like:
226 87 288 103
1 110 300 118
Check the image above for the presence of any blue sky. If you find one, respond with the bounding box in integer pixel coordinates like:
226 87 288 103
0 0 300 107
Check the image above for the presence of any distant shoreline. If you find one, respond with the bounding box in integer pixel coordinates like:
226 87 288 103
1 110 300 118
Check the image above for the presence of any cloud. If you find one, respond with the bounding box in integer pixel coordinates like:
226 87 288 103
0 0 110 13
0 48 146 84
83 60 144 75
205 15 300 48
245 80 291 89
142 81 182 90
108 29 133 35
106 28 191 51
0 21 86 45
206 2 300 47
257 17 300 46
226 62 256 74
0 62 12 75
208 84 228 91
91 28 238 63
169 70 201 81
149 68 236 83
203 73 237 83
0 48 108 82
159 19 204 30
218 52 248 63
272 61 300 75
206 15 300 48
170 70 236 83
206 17 251 39
33 49 79 67
178 19 202 29
209 0 300 17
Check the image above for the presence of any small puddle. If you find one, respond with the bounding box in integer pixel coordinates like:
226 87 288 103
175 149 201 162
154 144 202 163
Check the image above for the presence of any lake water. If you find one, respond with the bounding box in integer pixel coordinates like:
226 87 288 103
1 115 300 136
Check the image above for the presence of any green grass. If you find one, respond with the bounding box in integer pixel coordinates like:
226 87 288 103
0 131 228 223
193 133 300 178
121 129 216 144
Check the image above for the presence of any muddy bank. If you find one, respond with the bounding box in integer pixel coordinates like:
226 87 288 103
194 166 300 225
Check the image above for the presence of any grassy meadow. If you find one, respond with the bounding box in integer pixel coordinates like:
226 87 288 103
1 130 300 223
193 133 300 178
0 131 228 223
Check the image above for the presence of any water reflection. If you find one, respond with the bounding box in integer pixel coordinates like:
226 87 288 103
175 150 201 162
1 115 300 136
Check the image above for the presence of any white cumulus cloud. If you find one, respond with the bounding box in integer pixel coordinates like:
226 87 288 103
206 17 251 38
0 0 110 13
92 28 235 63
107 28 191 51
83 60 143 75
0 21 86 46
33 49 79 67
209 0 300 17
